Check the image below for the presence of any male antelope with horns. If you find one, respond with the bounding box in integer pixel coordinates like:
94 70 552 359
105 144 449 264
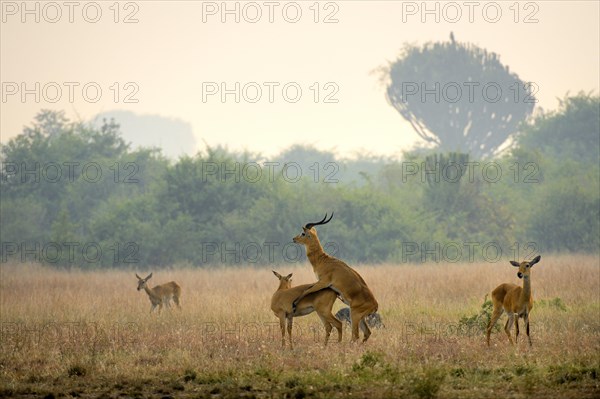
292 213 379 342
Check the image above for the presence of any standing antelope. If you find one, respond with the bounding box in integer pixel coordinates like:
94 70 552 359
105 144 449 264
292 213 379 342
136 273 181 313
271 271 343 348
486 255 541 347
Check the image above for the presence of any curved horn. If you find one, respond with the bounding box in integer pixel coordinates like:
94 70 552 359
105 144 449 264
304 212 334 230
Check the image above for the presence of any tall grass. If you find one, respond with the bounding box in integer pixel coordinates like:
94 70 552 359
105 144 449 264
1 254 598 398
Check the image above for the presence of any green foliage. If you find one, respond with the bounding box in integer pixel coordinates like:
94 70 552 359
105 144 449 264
526 177 600 252
416 152 515 254
493 94 600 253
67 364 87 377
537 297 568 312
0 105 598 268
458 295 499 335
424 153 469 186
0 110 169 267
352 351 385 372
405 368 446 399
422 153 469 217
385 38 534 158
516 93 599 164
284 376 300 389
549 365 598 384
182 369 197 382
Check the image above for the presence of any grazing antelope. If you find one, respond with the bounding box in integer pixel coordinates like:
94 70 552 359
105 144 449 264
135 273 181 313
486 255 541 347
271 271 342 349
292 213 379 342
335 307 385 329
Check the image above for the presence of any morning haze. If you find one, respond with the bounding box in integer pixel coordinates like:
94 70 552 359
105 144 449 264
1 2 599 398
1 1 598 157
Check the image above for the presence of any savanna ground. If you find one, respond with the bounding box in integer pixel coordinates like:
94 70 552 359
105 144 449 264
0 255 599 398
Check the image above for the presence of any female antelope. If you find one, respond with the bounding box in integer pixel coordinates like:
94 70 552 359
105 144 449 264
136 273 181 313
486 255 541 346
271 271 342 348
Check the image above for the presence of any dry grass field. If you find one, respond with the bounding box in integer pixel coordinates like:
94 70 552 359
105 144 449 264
1 255 599 398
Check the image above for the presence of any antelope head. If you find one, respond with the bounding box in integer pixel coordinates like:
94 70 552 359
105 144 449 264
272 270 293 289
136 273 153 291
293 212 334 246
509 255 541 279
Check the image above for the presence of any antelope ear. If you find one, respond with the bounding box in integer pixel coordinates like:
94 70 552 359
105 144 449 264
286 273 293 280
135 273 142 279
272 270 282 279
146 273 153 280
530 255 541 266
510 261 520 267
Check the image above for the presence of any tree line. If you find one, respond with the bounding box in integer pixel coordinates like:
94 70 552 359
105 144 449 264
1 94 598 267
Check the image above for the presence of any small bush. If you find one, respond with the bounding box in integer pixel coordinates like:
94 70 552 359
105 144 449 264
285 377 300 389
515 365 534 376
458 295 499 335
294 387 306 399
352 351 384 372
171 382 185 391
182 369 196 382
450 368 465 378
550 365 599 384
67 364 87 377
537 297 568 311
406 368 445 399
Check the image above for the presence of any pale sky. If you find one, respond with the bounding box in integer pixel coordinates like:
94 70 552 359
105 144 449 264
1 1 599 158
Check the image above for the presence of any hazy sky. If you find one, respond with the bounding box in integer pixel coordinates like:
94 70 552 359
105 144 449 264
1 1 599 158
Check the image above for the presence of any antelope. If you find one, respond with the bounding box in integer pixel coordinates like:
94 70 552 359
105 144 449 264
292 213 379 342
486 255 541 347
271 271 343 349
135 273 182 313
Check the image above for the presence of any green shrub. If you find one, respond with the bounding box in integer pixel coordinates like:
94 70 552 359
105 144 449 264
67 364 87 377
458 295 499 335
405 368 445 399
